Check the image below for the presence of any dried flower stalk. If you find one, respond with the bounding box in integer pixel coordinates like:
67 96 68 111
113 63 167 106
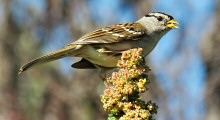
101 48 158 120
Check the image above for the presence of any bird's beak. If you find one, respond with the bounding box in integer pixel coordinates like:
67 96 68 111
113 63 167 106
166 19 179 29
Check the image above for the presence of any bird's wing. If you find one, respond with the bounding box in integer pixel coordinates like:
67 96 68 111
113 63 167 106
70 23 147 45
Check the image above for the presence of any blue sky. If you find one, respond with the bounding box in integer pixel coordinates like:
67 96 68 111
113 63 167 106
151 0 216 119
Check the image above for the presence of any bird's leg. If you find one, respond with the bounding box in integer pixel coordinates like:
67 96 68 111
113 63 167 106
99 67 113 87
99 73 109 87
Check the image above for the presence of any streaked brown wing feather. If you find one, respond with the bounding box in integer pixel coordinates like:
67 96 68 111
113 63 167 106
70 23 146 45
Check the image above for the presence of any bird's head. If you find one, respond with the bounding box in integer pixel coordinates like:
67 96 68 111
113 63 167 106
137 12 179 34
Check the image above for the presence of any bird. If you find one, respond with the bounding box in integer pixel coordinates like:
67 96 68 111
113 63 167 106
18 12 179 80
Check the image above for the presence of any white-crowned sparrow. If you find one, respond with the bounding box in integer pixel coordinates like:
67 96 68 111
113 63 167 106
19 12 179 78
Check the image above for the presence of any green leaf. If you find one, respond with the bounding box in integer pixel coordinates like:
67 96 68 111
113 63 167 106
108 114 119 120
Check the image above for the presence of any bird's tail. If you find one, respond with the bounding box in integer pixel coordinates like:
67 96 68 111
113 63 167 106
18 45 78 74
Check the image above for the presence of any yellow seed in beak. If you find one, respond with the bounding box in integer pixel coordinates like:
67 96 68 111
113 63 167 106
166 19 179 29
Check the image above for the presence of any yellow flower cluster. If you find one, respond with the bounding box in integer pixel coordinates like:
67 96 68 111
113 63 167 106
101 48 158 120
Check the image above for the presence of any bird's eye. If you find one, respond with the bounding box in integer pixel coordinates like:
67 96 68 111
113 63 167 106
157 16 163 21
